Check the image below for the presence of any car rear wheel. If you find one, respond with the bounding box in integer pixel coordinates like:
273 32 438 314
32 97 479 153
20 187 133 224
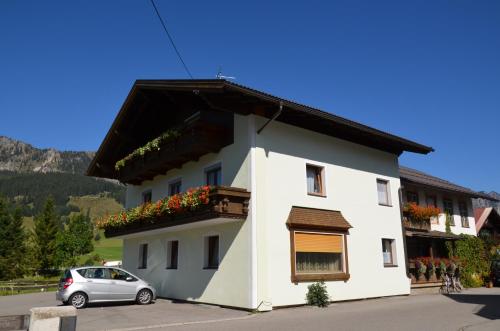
136 289 153 305
69 292 88 309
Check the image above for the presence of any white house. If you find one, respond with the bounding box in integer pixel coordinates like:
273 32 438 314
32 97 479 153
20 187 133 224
88 79 434 310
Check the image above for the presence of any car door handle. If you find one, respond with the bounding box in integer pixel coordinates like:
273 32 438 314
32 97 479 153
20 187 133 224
86 280 93 282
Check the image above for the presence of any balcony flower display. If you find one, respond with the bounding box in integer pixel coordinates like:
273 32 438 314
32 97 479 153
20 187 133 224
114 128 181 171
403 203 441 223
97 186 213 230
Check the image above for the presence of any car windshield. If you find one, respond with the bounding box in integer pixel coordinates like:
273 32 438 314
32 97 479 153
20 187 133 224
60 269 71 282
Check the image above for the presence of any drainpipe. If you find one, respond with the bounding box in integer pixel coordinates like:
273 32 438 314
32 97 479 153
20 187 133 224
248 115 258 309
399 185 411 278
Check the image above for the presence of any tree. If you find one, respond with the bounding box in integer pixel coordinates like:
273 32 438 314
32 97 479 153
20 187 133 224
33 197 60 275
0 198 26 280
55 213 94 267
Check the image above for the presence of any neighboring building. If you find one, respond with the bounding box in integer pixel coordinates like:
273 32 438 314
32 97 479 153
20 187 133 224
88 79 434 310
475 207 500 243
399 166 498 285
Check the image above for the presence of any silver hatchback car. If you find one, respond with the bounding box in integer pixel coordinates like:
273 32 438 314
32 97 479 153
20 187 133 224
56 266 156 309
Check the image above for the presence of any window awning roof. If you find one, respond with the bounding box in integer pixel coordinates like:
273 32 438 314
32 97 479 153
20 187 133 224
287 206 352 231
405 230 459 240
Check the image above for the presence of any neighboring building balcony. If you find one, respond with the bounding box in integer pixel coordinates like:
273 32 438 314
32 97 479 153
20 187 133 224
98 186 250 238
402 203 440 232
115 110 234 185
402 213 431 231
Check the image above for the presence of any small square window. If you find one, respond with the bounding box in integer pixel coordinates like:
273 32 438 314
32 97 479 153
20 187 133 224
204 235 219 269
377 179 391 206
166 240 179 269
142 190 152 204
382 239 397 267
406 191 419 205
205 164 222 186
306 164 325 196
138 243 148 269
169 180 182 196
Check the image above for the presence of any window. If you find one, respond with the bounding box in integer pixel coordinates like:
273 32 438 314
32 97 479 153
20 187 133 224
459 201 469 227
306 164 325 196
382 239 397 267
204 235 219 269
426 195 438 224
78 268 110 279
291 231 348 282
166 240 179 269
138 244 148 269
142 190 152 204
205 164 222 186
443 199 455 226
110 268 137 281
406 191 419 205
377 179 391 206
169 180 182 196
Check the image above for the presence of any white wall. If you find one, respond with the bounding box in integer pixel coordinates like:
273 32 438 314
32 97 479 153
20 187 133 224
401 185 477 236
254 117 410 307
121 114 254 308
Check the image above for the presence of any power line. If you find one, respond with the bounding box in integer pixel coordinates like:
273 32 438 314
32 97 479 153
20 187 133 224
149 0 193 79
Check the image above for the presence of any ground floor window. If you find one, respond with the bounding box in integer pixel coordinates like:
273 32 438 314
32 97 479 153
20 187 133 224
204 235 219 269
138 243 148 269
166 240 179 269
382 238 397 267
290 231 348 282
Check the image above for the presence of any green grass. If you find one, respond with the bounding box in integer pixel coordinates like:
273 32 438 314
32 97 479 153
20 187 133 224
0 287 57 296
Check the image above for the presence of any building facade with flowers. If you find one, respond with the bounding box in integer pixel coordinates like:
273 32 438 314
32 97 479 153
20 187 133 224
88 79 436 310
399 166 496 285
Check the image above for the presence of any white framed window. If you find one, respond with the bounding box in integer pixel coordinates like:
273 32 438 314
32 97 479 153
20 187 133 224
443 198 455 226
138 243 148 269
306 164 325 196
168 179 182 196
377 179 391 206
203 235 219 269
166 240 179 269
382 238 397 267
459 201 469 227
205 163 222 186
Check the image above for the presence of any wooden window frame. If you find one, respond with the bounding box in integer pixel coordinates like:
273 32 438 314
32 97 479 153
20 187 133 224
306 164 326 197
166 240 179 270
138 243 148 269
459 201 469 228
443 198 455 226
289 229 349 283
382 238 397 267
426 195 439 224
376 179 391 207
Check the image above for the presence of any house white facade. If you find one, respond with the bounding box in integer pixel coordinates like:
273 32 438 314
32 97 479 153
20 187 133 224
88 80 435 310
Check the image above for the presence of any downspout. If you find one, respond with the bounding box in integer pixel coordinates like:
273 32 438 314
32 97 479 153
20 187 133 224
249 115 258 309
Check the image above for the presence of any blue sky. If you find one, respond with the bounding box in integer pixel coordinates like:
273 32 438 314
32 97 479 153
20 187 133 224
1 1 499 192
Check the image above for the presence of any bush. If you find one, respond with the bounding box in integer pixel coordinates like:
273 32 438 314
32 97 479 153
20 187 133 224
306 281 330 307
454 235 490 288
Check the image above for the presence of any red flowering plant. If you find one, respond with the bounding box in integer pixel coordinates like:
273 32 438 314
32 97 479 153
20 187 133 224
404 203 441 223
97 186 215 231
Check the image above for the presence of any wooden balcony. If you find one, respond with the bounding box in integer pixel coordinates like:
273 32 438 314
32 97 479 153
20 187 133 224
402 213 431 231
116 110 234 185
105 186 250 238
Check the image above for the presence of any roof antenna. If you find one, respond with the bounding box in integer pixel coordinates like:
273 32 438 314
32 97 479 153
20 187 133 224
216 66 236 80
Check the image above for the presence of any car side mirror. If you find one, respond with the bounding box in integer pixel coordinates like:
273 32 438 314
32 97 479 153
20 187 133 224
126 276 134 282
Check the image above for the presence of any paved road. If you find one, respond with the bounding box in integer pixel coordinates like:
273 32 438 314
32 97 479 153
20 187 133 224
0 288 499 331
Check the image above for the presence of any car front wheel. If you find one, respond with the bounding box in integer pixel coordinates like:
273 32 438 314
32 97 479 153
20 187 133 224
136 289 153 305
69 292 88 309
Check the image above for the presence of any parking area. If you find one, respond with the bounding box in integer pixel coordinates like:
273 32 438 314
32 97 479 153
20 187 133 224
0 288 499 331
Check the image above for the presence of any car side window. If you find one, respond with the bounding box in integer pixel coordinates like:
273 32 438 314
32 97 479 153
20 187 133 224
82 268 110 279
110 268 137 281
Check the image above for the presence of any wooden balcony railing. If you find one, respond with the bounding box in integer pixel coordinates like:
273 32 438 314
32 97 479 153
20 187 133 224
402 213 431 231
116 111 234 185
105 186 250 238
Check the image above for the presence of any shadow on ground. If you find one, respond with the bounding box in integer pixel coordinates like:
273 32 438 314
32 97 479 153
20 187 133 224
445 293 500 320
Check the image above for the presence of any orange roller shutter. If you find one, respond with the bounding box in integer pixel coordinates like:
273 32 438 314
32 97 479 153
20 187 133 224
295 232 343 253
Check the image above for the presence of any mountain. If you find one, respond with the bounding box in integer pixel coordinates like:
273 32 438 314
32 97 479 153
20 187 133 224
0 136 124 218
0 136 95 174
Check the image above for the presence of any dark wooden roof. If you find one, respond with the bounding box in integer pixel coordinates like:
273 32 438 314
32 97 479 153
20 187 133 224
287 206 352 231
87 79 434 179
399 166 498 201
405 229 459 240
